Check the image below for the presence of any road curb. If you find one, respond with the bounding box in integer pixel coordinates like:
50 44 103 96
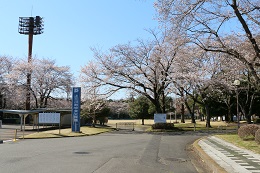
19 129 114 139
192 137 227 173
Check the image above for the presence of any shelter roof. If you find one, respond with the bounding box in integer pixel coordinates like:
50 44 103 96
0 108 71 115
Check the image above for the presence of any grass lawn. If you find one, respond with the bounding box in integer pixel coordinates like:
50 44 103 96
143 120 260 154
152 121 238 132
216 134 260 154
22 120 259 155
108 119 241 130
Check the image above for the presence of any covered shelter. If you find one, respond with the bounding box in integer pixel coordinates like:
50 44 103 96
0 108 72 138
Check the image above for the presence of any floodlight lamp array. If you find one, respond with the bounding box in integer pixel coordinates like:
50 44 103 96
18 16 44 35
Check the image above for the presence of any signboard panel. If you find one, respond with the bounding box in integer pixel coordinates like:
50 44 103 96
39 112 60 124
72 87 81 132
154 113 166 123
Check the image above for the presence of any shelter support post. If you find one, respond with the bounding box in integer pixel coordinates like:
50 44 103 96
19 114 28 139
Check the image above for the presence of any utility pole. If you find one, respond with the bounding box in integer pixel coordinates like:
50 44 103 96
18 16 44 110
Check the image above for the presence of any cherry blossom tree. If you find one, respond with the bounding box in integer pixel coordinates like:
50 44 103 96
170 45 242 126
155 0 260 86
107 100 129 119
0 56 15 109
81 86 107 126
6 57 74 108
81 31 186 113
155 0 260 124
31 58 73 108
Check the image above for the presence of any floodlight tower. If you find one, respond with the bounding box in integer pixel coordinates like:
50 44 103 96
19 16 44 110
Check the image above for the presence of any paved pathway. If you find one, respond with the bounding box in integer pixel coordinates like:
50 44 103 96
199 136 260 173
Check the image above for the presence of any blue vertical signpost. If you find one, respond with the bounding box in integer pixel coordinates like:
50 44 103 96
72 87 81 132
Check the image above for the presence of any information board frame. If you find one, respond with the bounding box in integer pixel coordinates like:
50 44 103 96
38 112 60 124
154 113 167 123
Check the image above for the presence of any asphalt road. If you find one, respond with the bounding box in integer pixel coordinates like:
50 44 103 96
0 130 203 173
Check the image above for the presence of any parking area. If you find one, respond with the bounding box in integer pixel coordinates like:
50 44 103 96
0 124 36 142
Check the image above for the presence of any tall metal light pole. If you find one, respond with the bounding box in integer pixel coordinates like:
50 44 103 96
234 79 240 129
18 16 44 110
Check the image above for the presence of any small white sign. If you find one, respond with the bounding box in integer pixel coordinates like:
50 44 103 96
39 112 60 124
154 113 166 123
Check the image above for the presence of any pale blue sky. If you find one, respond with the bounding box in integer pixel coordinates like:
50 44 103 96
0 0 158 81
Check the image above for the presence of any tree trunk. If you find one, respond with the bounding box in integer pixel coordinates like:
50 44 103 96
142 118 144 125
246 115 252 124
225 95 233 122
227 105 232 122
153 98 163 113
180 89 185 123
191 101 196 123
205 104 211 127
239 93 255 124
181 103 185 123
184 99 195 123
92 115 96 127
32 92 38 108
247 94 254 124
40 96 44 108
161 89 166 113
44 97 48 108
44 91 52 108
92 108 96 127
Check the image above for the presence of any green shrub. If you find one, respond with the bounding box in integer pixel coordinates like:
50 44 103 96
255 129 260 144
253 119 260 124
238 124 260 140
152 123 175 130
